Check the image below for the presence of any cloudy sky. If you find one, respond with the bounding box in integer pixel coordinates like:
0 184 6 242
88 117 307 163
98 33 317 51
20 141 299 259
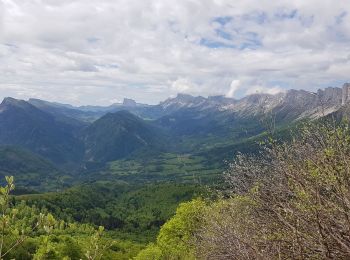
0 0 350 105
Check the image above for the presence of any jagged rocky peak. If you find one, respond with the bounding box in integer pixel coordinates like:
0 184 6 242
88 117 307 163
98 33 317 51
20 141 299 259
176 94 204 102
281 87 345 109
228 92 284 116
317 87 342 106
244 92 282 102
123 98 137 107
283 89 318 107
342 83 350 105
174 93 205 103
160 93 206 109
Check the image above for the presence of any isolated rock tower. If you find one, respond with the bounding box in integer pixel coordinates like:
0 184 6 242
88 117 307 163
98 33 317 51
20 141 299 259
342 83 350 105
123 98 137 107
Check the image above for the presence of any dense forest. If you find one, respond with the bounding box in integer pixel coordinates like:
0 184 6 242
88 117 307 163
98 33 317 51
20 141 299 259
3 180 203 259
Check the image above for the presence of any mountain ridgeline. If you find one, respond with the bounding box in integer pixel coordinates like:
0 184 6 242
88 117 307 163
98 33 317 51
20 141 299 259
83 111 165 163
1 83 350 190
0 98 84 166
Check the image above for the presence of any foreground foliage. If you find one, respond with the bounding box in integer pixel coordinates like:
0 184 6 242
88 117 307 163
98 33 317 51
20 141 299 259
136 199 207 260
141 122 350 259
0 176 148 259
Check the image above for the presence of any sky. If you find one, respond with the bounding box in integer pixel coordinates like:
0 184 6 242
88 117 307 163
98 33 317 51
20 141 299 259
0 0 350 105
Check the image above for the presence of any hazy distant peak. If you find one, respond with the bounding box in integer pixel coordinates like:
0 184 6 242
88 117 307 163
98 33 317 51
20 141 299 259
1 97 22 105
28 98 76 110
123 98 137 107
0 97 36 111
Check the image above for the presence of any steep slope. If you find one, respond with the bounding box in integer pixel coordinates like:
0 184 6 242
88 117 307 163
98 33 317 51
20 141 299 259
83 111 164 163
157 87 343 121
272 87 342 121
326 102 350 122
0 146 69 191
0 97 84 166
155 87 344 134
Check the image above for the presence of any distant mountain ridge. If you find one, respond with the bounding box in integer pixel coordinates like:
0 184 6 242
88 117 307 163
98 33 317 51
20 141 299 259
24 83 350 122
3 83 350 143
0 97 84 166
3 84 350 139
1 82 350 189
156 85 346 121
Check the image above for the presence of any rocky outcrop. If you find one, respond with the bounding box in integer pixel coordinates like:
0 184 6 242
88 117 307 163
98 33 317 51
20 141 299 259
342 83 350 105
123 98 137 107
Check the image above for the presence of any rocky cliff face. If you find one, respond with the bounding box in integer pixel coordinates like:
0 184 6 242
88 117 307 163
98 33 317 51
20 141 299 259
319 87 342 106
342 83 350 105
123 98 137 107
156 83 350 123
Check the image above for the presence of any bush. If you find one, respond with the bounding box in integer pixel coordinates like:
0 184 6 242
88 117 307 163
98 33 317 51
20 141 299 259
136 198 207 259
196 122 350 259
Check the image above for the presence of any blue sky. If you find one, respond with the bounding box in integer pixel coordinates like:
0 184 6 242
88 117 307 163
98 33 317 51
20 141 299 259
0 0 350 105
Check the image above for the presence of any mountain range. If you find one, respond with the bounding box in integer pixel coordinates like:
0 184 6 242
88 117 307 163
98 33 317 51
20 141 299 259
1 83 350 190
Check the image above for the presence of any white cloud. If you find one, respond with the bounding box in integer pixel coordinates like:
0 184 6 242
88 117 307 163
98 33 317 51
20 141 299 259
226 80 241 98
171 78 193 93
245 85 285 95
0 0 350 105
